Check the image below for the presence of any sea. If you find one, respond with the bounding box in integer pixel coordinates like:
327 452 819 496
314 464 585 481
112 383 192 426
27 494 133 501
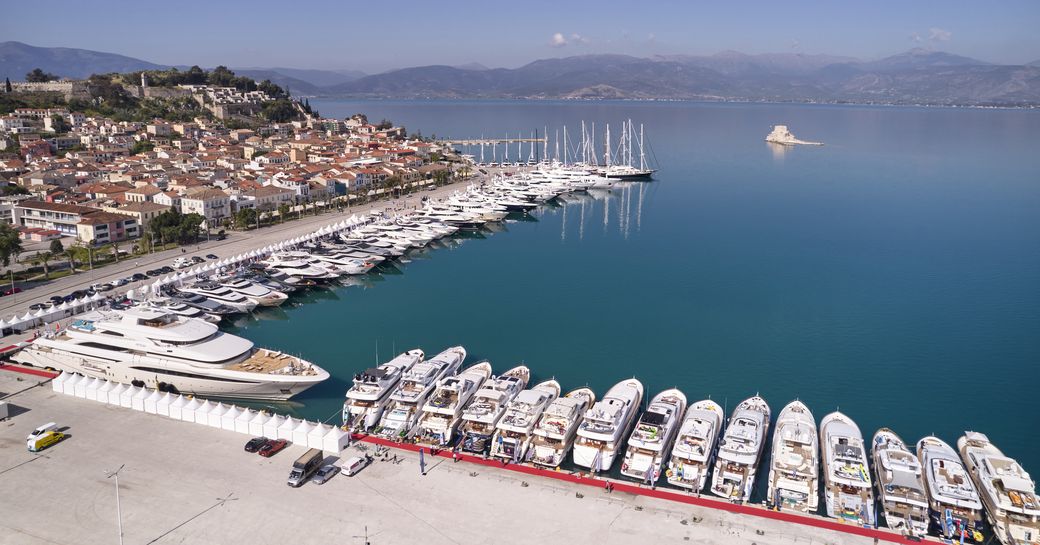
222 99 1040 492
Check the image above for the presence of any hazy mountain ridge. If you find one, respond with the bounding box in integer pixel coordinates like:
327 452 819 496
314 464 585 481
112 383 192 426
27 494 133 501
3 42 1038 106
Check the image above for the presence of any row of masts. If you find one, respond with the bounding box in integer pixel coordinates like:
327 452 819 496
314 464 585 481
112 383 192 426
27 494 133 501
460 119 649 171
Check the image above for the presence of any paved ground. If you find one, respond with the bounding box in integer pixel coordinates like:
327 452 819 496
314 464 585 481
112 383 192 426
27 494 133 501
0 371 871 545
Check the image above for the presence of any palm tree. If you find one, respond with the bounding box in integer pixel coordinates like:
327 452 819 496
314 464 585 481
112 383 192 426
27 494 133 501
32 251 54 280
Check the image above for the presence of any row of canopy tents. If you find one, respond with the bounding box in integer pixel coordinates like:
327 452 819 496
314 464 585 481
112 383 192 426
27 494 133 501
51 372 350 454
1 292 108 334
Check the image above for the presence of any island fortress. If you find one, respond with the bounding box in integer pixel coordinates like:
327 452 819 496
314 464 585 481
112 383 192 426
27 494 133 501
765 125 823 146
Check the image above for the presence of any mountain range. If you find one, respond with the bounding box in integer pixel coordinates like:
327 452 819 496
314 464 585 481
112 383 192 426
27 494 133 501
3 41 1038 106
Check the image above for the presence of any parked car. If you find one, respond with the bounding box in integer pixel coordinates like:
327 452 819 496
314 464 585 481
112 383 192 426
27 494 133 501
257 439 288 457
206 254 219 260
159 266 175 274
341 455 370 476
28 303 48 311
145 269 162 277
109 299 132 310
1 287 22 296
312 464 340 485
69 290 88 299
191 256 206 264
112 278 130 287
49 296 66 304
131 273 149 282
92 283 114 292
244 437 269 453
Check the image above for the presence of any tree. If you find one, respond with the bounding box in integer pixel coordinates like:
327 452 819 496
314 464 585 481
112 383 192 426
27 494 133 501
277 203 290 223
49 239 64 254
32 251 54 280
130 141 155 155
233 208 257 230
25 68 59 83
49 114 71 134
0 223 22 267
4 77 11 93
261 99 297 123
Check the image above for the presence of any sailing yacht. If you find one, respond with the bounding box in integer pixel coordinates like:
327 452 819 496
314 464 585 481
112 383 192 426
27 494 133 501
871 428 930 537
620 388 687 483
12 308 328 400
766 401 819 513
341 349 424 431
489 379 561 463
710 396 770 501
459 365 530 453
415 361 493 447
666 399 724 492
375 346 465 439
572 378 644 472
528 387 596 469
918 435 986 542
820 411 875 525
958 432 1039 545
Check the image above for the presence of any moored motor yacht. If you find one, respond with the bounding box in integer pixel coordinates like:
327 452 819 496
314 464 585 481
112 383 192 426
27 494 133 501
219 278 288 307
766 401 819 513
528 387 596 469
665 399 725 492
342 349 424 431
375 346 465 439
415 360 493 448
958 431 1039 545
572 378 644 472
820 411 875 525
459 365 530 454
710 396 770 501
489 379 561 462
620 388 687 483
181 283 257 313
872 428 930 537
918 435 986 542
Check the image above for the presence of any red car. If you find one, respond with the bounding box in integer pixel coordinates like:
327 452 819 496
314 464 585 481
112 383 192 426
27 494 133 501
258 439 288 457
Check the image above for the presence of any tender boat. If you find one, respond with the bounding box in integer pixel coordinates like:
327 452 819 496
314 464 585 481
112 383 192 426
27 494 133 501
620 388 687 483
459 365 530 454
528 387 596 469
489 379 561 463
958 431 1038 545
665 399 724 492
766 401 819 513
710 396 770 501
872 428 930 537
415 361 493 448
375 346 465 439
342 349 424 431
572 378 644 472
820 411 875 525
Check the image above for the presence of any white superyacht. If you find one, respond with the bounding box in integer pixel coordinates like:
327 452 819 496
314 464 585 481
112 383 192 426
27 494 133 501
572 378 644 472
918 435 986 542
620 388 687 483
12 308 328 400
766 401 819 513
666 399 724 492
415 361 493 448
375 346 465 439
459 365 530 453
820 411 875 525
958 431 1039 545
489 379 561 462
710 396 770 501
342 349 424 431
871 428 930 537
528 387 596 469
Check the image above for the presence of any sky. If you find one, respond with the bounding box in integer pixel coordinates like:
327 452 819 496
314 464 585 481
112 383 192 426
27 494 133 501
3 0 1039 73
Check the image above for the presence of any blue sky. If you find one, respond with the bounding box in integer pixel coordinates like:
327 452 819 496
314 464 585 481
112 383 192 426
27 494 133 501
4 0 1038 72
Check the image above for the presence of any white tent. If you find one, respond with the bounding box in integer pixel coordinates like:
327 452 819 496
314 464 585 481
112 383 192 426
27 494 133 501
234 408 254 434
221 405 241 431
291 419 314 446
207 402 228 428
73 375 90 398
51 371 71 393
263 414 286 438
61 372 82 396
248 411 270 436
180 397 202 422
156 392 175 417
120 385 138 408
321 427 350 454
130 387 149 411
108 382 127 405
96 380 115 403
168 395 188 420
82 377 102 400
193 400 216 424
143 389 163 414
277 416 297 441
307 423 330 450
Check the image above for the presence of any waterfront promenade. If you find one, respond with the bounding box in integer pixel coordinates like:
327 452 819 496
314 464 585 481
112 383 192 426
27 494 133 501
0 370 875 545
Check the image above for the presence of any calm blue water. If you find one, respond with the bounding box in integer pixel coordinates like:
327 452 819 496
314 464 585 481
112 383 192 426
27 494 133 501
225 100 1040 485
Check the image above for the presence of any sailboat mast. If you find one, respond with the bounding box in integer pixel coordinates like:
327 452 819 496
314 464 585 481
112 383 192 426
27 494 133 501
640 123 646 171
581 121 587 164
604 123 611 168
554 129 560 163
563 125 568 165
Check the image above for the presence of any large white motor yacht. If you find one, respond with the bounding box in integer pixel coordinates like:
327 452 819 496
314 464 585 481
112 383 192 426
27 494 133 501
489 379 561 462
620 388 687 483
958 431 1038 545
766 401 819 513
12 308 328 400
918 435 985 542
415 361 493 447
341 349 424 431
665 399 724 492
459 365 530 454
528 387 596 469
181 283 257 313
572 378 644 472
820 411 875 525
376 346 465 439
219 278 288 307
710 396 770 501
872 428 930 537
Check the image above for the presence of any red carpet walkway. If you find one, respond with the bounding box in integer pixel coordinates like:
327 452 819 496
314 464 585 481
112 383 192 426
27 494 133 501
354 433 929 545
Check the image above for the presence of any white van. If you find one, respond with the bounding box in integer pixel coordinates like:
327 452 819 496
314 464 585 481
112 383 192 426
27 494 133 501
27 422 57 442
173 257 191 269
342 456 370 476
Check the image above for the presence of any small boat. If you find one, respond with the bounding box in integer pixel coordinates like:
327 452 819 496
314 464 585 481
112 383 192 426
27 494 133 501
872 428 930 537
957 431 1039 545
820 411 875 525
528 387 596 469
665 399 724 492
710 396 770 501
766 401 819 513
620 388 686 483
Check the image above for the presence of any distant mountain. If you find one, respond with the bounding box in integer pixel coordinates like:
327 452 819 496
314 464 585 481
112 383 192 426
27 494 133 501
855 48 990 72
0 41 165 80
233 66 365 87
453 62 490 71
1028 60 1040 67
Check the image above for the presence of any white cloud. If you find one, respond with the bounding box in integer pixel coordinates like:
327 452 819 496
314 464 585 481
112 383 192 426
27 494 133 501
790 39 800 50
928 27 952 42
570 33 589 45
550 33 568 48
910 32 923 43
647 33 656 43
